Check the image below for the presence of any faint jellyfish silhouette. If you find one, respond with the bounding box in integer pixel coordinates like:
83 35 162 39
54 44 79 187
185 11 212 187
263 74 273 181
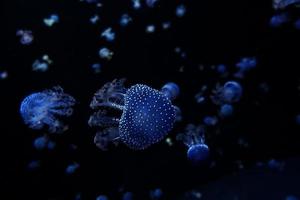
286 195 299 200
65 162 80 175
269 13 290 28
294 18 300 29
146 0 159 8
122 192 133 200
203 116 218 126
89 79 179 150
33 135 56 150
177 124 209 163
16 30 34 45
149 188 163 200
44 14 59 27
211 81 243 105
219 104 234 117
234 57 257 78
20 86 76 133
96 195 109 200
0 71 8 80
120 14 132 27
273 0 300 10
27 160 41 171
90 15 100 24
99 47 113 60
101 27 115 42
176 4 186 18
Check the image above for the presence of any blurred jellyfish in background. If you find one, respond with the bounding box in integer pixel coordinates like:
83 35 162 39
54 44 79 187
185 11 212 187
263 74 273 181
219 104 234 118
182 190 202 200
146 0 159 8
101 27 115 42
294 18 300 29
295 114 300 125
162 21 171 30
286 195 300 200
88 79 179 150
149 188 163 200
122 192 133 200
203 116 218 126
132 0 141 10
267 159 285 171
146 24 156 33
27 160 41 171
195 85 208 104
176 4 186 18
120 14 132 27
177 124 209 163
43 14 59 27
90 15 100 24
91 63 102 73
65 162 80 175
96 195 109 200
32 55 53 72
273 0 300 10
234 57 257 78
20 86 76 133
211 81 243 105
269 13 290 27
99 47 114 60
16 29 34 45
0 71 8 80
33 135 56 150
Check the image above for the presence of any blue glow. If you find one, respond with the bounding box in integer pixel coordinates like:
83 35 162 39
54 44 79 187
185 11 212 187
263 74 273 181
16 30 34 45
101 27 115 42
176 4 186 18
20 86 76 133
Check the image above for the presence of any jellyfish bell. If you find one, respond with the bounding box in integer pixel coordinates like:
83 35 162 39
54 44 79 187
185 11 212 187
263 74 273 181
187 143 210 163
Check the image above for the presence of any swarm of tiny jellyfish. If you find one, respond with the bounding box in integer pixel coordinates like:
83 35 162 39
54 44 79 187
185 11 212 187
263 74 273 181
89 79 179 150
20 86 76 133
177 124 209 163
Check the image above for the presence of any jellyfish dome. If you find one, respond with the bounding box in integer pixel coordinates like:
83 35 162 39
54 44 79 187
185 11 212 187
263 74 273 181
119 84 176 150
89 79 179 150
187 143 209 163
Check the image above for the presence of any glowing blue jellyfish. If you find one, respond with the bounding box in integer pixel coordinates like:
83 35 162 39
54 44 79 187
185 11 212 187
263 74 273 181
91 63 102 73
101 27 115 42
99 47 113 60
132 0 141 9
203 116 218 126
96 195 109 200
0 71 8 80
269 13 289 27
122 192 133 200
146 25 156 33
211 81 243 105
43 14 59 27
16 30 34 45
33 135 56 150
176 4 186 18
234 57 257 78
120 14 132 27
65 162 80 175
273 0 300 10
146 0 159 8
89 79 178 150
32 55 52 72
219 104 234 117
149 188 163 200
90 15 99 24
162 21 171 30
20 86 76 133
286 195 299 200
177 124 209 163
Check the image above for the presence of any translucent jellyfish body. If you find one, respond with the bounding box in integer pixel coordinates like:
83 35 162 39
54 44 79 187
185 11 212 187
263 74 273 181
177 124 209 163
20 86 76 133
211 81 243 105
273 0 300 10
89 79 179 150
16 30 34 45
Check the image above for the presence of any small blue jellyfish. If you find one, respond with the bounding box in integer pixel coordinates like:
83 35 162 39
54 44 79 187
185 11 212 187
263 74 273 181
96 195 109 200
161 82 180 101
162 21 171 30
91 63 102 73
176 4 186 18
149 188 163 200
16 30 34 45
65 162 80 175
211 81 243 105
269 13 289 27
273 0 300 10
44 14 59 27
90 15 100 24
20 86 76 133
122 192 133 200
99 47 113 60
177 124 209 163
120 14 132 27
101 27 115 42
146 25 156 33
89 79 178 150
219 104 234 117
33 135 56 150
203 116 218 126
234 57 257 78
132 0 141 9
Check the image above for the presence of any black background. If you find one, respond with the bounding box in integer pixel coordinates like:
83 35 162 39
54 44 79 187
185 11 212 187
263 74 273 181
1 0 300 199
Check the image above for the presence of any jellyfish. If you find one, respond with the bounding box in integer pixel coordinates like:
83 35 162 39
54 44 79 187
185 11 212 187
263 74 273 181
149 188 163 200
146 0 159 8
101 27 115 42
120 14 132 27
234 57 257 78
269 13 290 28
219 104 234 117
99 47 113 60
96 195 109 200
122 192 133 200
176 4 186 18
177 124 209 163
146 25 156 33
16 30 34 45
90 15 100 24
65 162 80 175
88 79 179 150
33 135 56 150
211 81 243 105
43 14 59 27
20 86 76 133
273 0 300 10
